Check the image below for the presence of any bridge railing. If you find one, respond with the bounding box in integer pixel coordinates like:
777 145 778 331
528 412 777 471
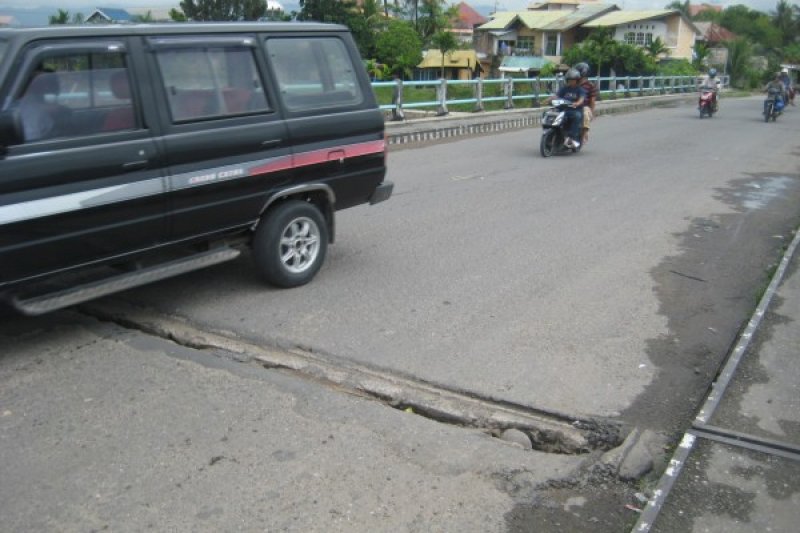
372 75 729 119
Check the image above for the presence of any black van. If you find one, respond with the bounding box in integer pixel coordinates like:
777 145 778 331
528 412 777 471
0 23 392 315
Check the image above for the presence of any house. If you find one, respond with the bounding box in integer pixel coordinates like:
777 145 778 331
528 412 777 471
452 2 488 45
688 3 722 18
582 10 702 61
693 21 736 45
416 49 483 80
474 2 617 77
86 7 134 23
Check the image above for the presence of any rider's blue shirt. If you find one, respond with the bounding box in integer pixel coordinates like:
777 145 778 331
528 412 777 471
557 85 586 103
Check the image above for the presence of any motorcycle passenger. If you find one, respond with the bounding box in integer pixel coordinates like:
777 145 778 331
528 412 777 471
547 68 585 149
699 68 720 111
779 68 794 106
764 72 786 114
574 62 598 144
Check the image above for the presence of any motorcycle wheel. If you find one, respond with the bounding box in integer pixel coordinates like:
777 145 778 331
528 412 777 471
699 106 705 119
765 104 772 122
540 129 558 158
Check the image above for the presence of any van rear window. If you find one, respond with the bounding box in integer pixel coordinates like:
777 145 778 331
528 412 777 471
266 37 363 112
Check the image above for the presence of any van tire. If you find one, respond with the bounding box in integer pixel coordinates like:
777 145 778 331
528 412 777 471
253 200 328 288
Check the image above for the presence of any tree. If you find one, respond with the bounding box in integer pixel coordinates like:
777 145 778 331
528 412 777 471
717 5 781 50
178 0 267 21
772 0 798 47
375 20 423 78
645 37 669 58
169 8 188 21
693 41 710 69
561 29 656 77
430 30 458 79
132 11 155 23
726 37 754 88
415 0 458 46
298 0 355 23
665 1 690 18
49 9 84 24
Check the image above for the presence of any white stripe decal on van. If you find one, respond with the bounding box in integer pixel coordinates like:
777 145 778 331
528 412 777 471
0 178 164 226
0 140 384 227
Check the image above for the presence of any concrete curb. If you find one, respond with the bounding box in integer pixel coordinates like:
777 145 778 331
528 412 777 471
385 93 696 147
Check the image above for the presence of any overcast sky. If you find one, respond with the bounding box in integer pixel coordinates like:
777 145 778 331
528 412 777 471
0 0 791 14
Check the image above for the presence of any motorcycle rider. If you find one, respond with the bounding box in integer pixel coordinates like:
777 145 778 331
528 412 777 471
764 71 786 115
699 68 720 111
546 68 585 149
573 62 598 144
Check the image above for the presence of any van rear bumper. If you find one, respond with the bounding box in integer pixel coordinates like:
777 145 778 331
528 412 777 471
369 181 394 205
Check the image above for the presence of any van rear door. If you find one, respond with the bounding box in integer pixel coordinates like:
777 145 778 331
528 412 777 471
264 33 386 211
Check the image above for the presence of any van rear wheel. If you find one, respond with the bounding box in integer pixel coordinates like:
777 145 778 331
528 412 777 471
253 200 328 288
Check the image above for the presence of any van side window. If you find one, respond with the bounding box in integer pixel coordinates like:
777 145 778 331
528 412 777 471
154 46 269 123
266 37 363 111
11 51 134 143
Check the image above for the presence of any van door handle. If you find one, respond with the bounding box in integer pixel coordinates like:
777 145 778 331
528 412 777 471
122 160 148 171
328 149 345 162
261 139 282 148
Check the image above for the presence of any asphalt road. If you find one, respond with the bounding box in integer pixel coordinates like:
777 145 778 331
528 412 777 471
2 95 799 532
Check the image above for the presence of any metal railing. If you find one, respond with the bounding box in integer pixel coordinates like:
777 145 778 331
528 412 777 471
373 75 729 119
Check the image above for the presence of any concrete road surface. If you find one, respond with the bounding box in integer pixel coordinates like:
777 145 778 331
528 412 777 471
2 95 799 532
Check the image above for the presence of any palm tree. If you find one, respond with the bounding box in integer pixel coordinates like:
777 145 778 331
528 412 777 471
726 38 753 88
431 30 458 79
665 1 690 18
772 0 797 47
693 41 710 69
48 9 70 24
132 11 155 23
49 9 84 24
646 37 669 58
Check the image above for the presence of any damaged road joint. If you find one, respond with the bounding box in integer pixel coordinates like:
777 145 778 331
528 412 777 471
82 300 625 456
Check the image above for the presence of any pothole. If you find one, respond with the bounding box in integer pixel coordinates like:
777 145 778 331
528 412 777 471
82 300 626 455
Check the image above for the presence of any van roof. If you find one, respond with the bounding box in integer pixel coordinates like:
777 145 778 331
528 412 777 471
0 21 348 39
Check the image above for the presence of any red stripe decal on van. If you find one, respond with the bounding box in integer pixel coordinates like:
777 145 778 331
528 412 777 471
249 140 385 177
248 155 294 176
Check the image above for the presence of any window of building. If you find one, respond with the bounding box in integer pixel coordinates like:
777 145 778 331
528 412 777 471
516 37 534 56
645 33 653 45
624 32 636 45
545 33 558 56
498 40 515 55
636 32 645 46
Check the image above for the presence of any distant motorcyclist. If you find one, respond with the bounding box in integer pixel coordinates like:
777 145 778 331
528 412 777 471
546 68 585 149
764 72 786 113
699 68 720 111
779 68 794 106
574 62 598 144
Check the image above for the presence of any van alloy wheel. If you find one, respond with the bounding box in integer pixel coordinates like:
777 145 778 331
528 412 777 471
253 200 328 288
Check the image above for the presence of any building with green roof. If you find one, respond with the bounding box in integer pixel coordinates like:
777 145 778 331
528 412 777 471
474 2 618 77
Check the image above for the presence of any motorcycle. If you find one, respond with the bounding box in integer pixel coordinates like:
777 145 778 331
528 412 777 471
698 89 717 118
763 87 784 122
540 99 582 157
